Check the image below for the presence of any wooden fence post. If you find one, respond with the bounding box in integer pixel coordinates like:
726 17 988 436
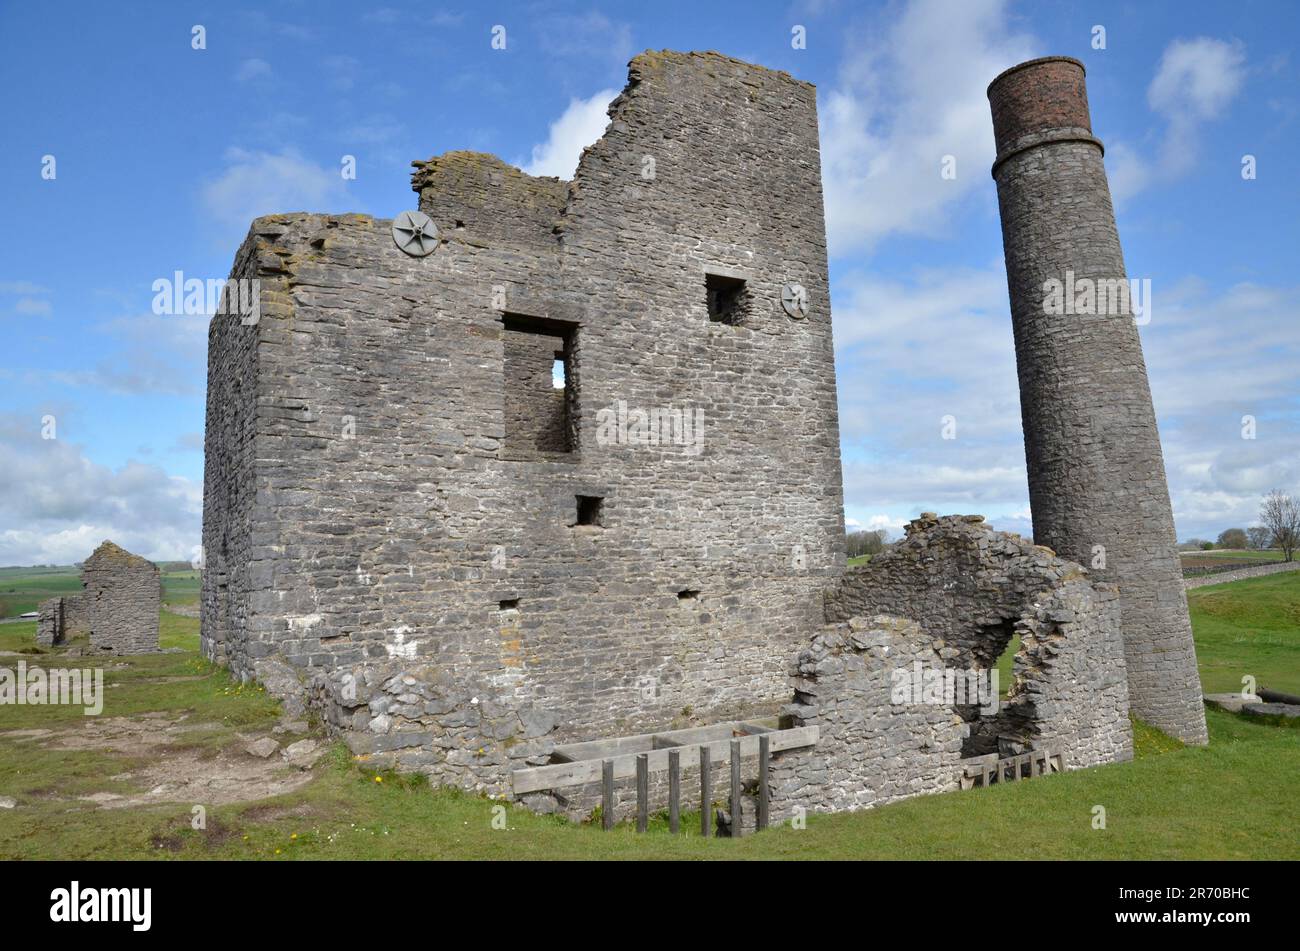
602 758 614 831
636 753 648 833
700 745 711 838
757 734 770 831
668 749 681 834
730 738 743 839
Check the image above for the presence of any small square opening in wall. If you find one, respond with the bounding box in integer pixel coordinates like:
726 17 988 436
706 273 749 325
677 589 700 601
499 598 520 611
576 495 604 527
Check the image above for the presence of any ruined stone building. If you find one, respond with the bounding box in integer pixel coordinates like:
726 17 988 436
201 50 1196 818
37 540 160 653
204 49 844 753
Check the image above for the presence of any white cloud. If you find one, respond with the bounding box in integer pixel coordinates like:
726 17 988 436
819 0 1038 255
832 261 1300 542
1108 37 1247 203
520 88 618 179
0 414 201 565
1148 37 1247 121
200 148 353 242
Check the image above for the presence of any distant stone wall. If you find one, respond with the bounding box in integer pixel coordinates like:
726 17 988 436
82 541 160 654
769 515 1131 820
1184 561 1300 590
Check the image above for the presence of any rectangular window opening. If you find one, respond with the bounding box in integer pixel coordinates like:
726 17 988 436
706 273 749 325
499 598 520 611
576 495 604 527
677 589 700 601
502 314 577 456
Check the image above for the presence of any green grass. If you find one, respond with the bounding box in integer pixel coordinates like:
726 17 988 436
1186 570 1300 695
0 571 1296 860
0 565 200 618
846 555 872 567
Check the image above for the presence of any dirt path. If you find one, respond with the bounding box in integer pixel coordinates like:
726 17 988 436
0 711 326 810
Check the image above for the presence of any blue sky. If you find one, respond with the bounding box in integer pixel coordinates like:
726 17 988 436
1 0 1297 564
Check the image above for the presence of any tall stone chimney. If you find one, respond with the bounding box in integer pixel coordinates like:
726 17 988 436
987 56 1208 745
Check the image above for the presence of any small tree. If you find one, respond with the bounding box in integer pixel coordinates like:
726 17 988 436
1259 490 1300 562
1246 525 1271 550
1216 527 1248 549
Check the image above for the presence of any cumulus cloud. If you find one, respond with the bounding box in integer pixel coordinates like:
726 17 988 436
0 414 201 565
1142 279 1300 535
818 0 1038 255
832 261 1300 541
1108 37 1247 203
200 148 354 243
520 88 618 179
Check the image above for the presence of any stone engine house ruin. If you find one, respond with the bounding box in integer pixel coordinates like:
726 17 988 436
201 50 1198 821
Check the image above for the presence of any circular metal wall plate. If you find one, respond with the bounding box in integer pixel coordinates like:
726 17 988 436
782 282 809 319
393 210 439 257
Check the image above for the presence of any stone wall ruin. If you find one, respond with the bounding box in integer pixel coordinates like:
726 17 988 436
768 515 1132 820
33 542 160 654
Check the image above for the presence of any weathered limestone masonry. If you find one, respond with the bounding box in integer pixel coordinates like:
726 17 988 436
36 544 159 652
81 541 161 654
987 57 1208 744
769 515 1131 818
36 592 89 646
36 597 64 647
202 51 845 790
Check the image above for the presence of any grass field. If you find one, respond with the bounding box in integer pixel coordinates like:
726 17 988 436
0 571 1295 860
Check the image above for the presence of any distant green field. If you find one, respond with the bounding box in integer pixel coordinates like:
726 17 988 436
0 564 200 619
1180 549 1286 563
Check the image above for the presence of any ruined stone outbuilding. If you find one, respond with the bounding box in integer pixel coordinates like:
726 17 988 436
768 515 1132 818
37 541 160 654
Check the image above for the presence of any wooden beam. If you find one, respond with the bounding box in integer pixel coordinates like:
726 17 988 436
757 734 770 831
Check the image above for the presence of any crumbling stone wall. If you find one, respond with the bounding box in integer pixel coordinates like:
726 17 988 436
82 541 160 654
62 592 90 638
202 50 844 789
36 597 64 647
769 515 1131 819
987 57 1207 745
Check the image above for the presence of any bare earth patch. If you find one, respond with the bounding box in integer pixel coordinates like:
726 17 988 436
1 712 322 809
